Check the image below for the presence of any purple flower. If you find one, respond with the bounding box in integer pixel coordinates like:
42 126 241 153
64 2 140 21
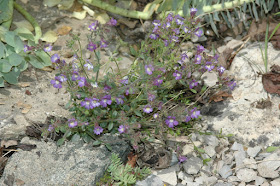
84 62 93 70
92 98 100 107
100 95 112 107
190 8 197 16
173 70 182 80
153 113 159 119
162 22 171 30
165 116 178 128
175 17 184 25
173 28 180 35
89 21 99 31
197 45 205 54
185 115 191 122
171 36 179 43
94 126 103 135
57 74 67 82
108 18 117 26
145 65 154 75
51 54 60 63
44 44 52 52
152 20 161 27
125 88 134 95
149 33 159 40
214 54 219 61
71 71 79 81
179 156 187 163
194 55 202 64
189 79 198 89
166 13 174 22
228 81 236 90
81 98 94 110
217 66 226 74
183 26 190 34
48 125 54 132
181 52 188 60
153 78 163 87
120 76 128 85
143 105 153 114
118 125 126 134
78 77 87 87
24 45 30 52
116 95 124 105
148 93 156 102
195 29 203 37
103 85 112 92
87 42 97 51
163 39 169 47
68 118 78 128
100 39 108 48
50 77 62 89
205 62 215 71
190 108 200 119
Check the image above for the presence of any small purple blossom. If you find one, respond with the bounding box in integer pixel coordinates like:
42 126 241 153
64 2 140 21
195 29 203 37
88 21 99 31
153 113 159 119
118 125 126 134
81 98 94 110
171 36 179 43
152 20 161 27
108 18 117 26
84 62 93 70
116 95 124 105
50 77 62 89
125 88 134 95
104 85 112 91
87 42 97 51
163 39 169 47
217 66 226 74
228 81 236 90
71 71 79 81
51 54 60 63
143 105 153 114
120 76 128 85
92 98 100 107
148 93 156 102
145 64 154 75
24 45 30 52
162 22 171 30
190 8 197 16
78 77 87 87
185 115 191 122
181 52 188 60
194 55 202 64
183 26 190 34
179 156 187 163
165 116 178 128
166 13 174 22
175 17 184 25
172 28 180 35
94 126 103 135
190 108 200 119
173 70 182 80
68 118 78 128
48 125 54 132
149 33 159 40
100 95 112 107
189 79 198 89
197 45 205 54
44 44 52 52
100 39 108 48
153 78 163 87
205 62 215 71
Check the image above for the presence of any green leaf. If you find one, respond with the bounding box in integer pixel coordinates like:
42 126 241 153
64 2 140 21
14 27 35 41
0 77 3 87
71 133 81 142
93 140 101 146
82 133 92 143
262 0 268 13
0 59 12 72
65 101 72 109
226 10 235 27
64 130 72 138
0 41 6 58
2 67 20 84
266 146 279 153
252 2 259 21
28 56 45 69
14 36 24 53
209 14 219 36
213 12 220 22
18 61 28 72
134 110 142 117
0 0 13 23
57 138 65 146
123 105 130 111
8 53 24 66
182 1 190 16
221 12 231 28
35 50 51 66
105 143 112 151
108 122 114 131
203 158 211 165
4 31 16 47
112 110 118 118
129 46 137 56
190 89 197 94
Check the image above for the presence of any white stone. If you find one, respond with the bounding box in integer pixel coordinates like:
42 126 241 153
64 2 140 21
204 146 216 158
271 178 280 186
231 142 244 152
236 168 257 182
183 157 203 175
234 151 246 168
226 39 244 50
257 153 280 178
204 135 219 147
218 165 232 179
255 176 265 186
247 146 261 158
201 71 218 87
243 158 257 169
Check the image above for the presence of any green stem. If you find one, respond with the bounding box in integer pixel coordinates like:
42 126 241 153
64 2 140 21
13 1 42 44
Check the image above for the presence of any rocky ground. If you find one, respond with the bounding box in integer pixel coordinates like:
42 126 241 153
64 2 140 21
0 0 280 185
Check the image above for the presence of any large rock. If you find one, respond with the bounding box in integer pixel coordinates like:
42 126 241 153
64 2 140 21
0 135 130 185
257 152 280 178
201 42 280 146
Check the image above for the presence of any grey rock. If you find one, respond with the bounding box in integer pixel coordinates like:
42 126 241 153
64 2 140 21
170 152 179 166
135 174 163 186
0 135 130 186
218 165 232 179
271 178 280 186
231 142 244 152
226 39 244 50
183 157 203 175
243 158 257 169
195 175 217 185
214 183 233 186
156 164 179 186
236 168 257 182
201 71 218 87
227 176 240 182
261 182 270 186
255 176 265 186
223 153 234 165
234 151 246 167
257 153 280 178
247 146 261 158
204 135 219 147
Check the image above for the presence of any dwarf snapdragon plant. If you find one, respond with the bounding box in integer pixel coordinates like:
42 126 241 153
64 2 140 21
44 9 235 159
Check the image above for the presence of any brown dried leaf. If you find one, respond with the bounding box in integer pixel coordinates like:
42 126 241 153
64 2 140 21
127 152 137 168
1 140 18 148
217 47 233 70
22 104 32 114
15 179 25 186
18 82 31 87
25 90 32 95
262 72 280 95
209 91 233 103
57 25 72 36
118 19 138 29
